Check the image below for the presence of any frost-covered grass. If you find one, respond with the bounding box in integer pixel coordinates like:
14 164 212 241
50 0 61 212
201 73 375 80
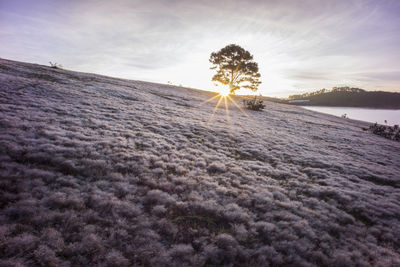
0 58 399 266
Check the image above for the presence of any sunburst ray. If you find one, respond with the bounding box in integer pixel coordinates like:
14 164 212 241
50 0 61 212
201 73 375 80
206 96 224 125
197 94 220 107
227 95 249 117
224 96 231 129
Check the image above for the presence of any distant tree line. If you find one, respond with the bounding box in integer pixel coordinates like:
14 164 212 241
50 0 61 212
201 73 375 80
288 87 365 99
288 87 400 109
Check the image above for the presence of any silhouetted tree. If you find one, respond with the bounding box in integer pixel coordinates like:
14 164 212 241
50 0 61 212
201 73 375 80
209 44 261 94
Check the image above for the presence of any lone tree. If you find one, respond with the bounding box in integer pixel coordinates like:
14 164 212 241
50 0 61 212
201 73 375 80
209 44 261 94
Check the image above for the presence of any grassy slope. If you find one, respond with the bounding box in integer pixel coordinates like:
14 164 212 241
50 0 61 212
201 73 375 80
0 59 399 266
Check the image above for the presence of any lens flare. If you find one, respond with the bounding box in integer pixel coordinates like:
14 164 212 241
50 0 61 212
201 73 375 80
197 85 249 128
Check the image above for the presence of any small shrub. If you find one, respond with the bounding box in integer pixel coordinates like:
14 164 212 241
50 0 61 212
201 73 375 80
207 162 226 174
105 250 130 267
243 96 265 111
34 245 59 267
365 123 400 141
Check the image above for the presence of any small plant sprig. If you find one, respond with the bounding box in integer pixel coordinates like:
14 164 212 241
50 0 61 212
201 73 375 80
49 62 63 69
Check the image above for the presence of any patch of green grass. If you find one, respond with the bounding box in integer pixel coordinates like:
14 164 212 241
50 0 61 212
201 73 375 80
26 73 64 84
150 92 176 100
0 64 12 71
168 207 234 244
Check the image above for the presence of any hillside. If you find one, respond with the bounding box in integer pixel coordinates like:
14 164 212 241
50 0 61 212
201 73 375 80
287 87 400 109
0 59 399 266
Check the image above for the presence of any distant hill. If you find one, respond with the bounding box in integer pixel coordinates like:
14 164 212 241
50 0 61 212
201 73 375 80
287 87 400 109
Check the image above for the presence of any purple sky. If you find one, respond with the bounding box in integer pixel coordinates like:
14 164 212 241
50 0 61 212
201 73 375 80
1 0 400 97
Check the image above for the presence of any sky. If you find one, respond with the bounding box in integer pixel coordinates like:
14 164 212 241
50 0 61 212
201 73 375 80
1 0 400 97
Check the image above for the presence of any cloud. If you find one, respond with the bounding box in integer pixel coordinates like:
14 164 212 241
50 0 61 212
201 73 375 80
0 0 399 96
351 71 400 82
287 70 337 81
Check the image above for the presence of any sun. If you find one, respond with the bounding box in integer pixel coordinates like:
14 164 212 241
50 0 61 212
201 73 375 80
219 89 230 97
215 84 230 97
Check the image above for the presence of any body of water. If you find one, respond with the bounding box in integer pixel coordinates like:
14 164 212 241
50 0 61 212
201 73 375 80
302 106 400 126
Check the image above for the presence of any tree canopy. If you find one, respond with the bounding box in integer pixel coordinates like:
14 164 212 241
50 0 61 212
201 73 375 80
209 44 261 94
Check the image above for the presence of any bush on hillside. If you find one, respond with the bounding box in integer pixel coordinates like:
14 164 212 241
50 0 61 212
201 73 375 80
364 123 400 141
243 96 265 111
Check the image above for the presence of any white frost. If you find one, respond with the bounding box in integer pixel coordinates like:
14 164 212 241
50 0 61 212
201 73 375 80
0 58 399 266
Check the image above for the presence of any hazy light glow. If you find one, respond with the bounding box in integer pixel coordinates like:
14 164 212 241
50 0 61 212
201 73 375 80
1 0 399 97
216 84 231 97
